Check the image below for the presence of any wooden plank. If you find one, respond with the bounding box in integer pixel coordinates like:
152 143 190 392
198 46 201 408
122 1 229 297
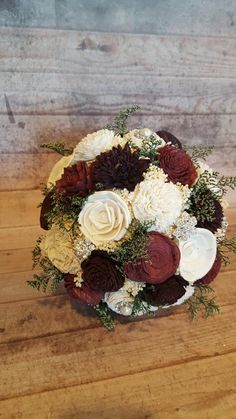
0 353 235 418
0 226 42 251
0 27 236 78
1 75 236 115
1 147 235 191
0 306 235 400
0 114 236 154
0 271 65 304
0 190 41 228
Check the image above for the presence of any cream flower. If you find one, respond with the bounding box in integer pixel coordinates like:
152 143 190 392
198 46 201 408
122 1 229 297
40 225 80 273
71 129 121 162
47 154 73 187
179 228 217 283
125 128 165 149
130 177 184 233
78 191 131 245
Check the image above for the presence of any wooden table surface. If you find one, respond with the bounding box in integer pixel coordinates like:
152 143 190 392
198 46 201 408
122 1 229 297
0 194 235 418
0 25 236 418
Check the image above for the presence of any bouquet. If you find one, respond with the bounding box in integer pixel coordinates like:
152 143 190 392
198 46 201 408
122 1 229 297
28 106 236 330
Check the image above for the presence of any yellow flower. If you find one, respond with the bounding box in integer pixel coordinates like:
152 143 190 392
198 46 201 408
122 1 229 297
40 225 80 273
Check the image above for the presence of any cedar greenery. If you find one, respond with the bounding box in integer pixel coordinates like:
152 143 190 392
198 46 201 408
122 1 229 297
27 238 64 292
41 142 74 156
218 236 236 266
129 134 163 161
185 284 220 319
105 105 140 136
184 145 214 163
131 294 153 317
94 302 115 331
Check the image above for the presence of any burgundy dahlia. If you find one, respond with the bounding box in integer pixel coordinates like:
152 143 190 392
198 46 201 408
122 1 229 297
93 144 150 191
159 145 197 186
40 190 54 230
81 250 124 292
56 161 94 197
64 274 104 305
141 275 188 306
125 232 180 284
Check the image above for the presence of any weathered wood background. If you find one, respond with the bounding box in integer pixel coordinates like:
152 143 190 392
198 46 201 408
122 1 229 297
0 1 236 417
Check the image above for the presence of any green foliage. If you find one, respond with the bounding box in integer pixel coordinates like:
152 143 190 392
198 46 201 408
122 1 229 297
131 294 153 317
218 235 236 266
27 238 64 292
217 175 236 194
105 105 140 136
41 142 73 156
111 219 151 268
185 284 220 319
94 302 115 331
43 189 86 232
129 134 162 161
184 145 214 163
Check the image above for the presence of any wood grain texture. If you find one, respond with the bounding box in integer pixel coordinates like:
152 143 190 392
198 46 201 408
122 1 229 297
1 27 236 78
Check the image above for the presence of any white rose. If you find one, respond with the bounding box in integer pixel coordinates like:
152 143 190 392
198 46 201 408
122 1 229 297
179 228 217 283
71 129 121 162
125 128 165 149
131 177 183 232
47 154 73 187
78 191 131 244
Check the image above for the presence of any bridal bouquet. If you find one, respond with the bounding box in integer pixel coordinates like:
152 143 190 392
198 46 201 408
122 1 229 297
28 106 236 330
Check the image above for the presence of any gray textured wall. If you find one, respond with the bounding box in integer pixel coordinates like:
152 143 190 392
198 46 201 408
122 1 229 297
0 0 235 35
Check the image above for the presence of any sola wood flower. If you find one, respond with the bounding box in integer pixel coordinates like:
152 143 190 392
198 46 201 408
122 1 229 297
47 154 73 187
179 228 217 283
64 274 104 305
93 144 150 191
78 191 131 244
159 145 197 186
156 130 182 149
196 253 222 285
81 250 124 292
56 161 94 197
71 129 121 162
125 232 180 284
141 275 190 306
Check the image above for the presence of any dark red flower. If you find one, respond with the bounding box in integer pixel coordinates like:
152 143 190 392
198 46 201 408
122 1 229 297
40 190 54 230
190 188 224 233
125 232 180 284
56 161 94 197
196 253 222 285
159 145 197 186
81 250 124 292
93 144 150 191
141 275 188 306
64 274 104 305
156 130 182 149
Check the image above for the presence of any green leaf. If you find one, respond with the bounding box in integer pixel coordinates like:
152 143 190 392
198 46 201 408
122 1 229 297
94 302 115 331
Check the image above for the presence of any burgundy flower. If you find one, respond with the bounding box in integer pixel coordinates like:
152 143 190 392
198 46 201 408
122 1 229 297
81 250 124 292
196 253 222 285
191 189 224 233
159 145 197 186
93 144 150 191
141 275 188 306
156 130 182 149
64 274 104 305
125 232 180 284
56 161 94 197
40 190 54 230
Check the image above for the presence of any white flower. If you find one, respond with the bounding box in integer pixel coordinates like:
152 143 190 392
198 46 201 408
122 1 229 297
78 191 131 245
179 228 217 283
104 289 135 316
47 154 73 187
71 129 121 162
125 128 165 149
130 177 184 233
40 225 80 274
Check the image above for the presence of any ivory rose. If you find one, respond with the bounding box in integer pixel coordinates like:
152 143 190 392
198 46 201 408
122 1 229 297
78 191 131 245
71 129 122 162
